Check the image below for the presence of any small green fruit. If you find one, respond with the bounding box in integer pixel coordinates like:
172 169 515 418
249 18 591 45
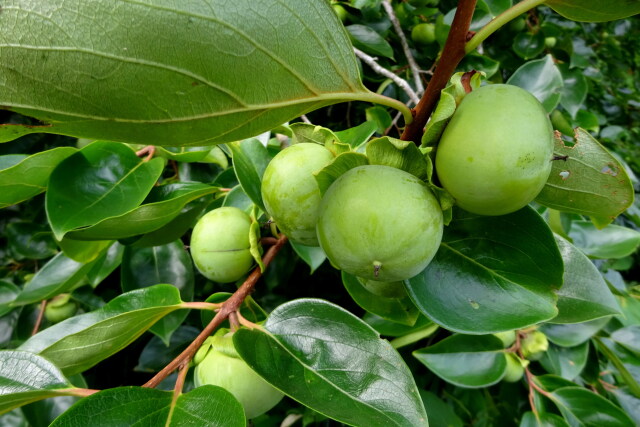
44 294 77 323
551 109 574 136
545 36 557 48
261 143 334 246
435 84 554 216
508 17 526 32
521 330 549 361
317 165 443 282
412 23 436 45
195 332 284 419
493 330 516 348
190 207 254 283
503 353 526 383
332 4 348 22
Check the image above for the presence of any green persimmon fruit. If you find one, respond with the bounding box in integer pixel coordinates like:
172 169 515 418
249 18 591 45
493 330 517 348
317 165 443 282
521 330 549 361
412 23 436 45
190 207 254 283
545 36 557 48
261 143 334 246
508 17 526 32
194 332 284 419
44 294 77 323
435 84 554 216
503 353 526 383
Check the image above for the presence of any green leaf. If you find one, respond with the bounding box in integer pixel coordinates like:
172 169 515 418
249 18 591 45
233 299 428 426
568 221 640 259
536 129 634 227
559 65 588 119
86 242 124 287
334 121 378 149
0 351 75 415
342 272 419 326
229 138 271 211
549 386 635 426
154 146 213 163
314 151 369 196
19 285 183 375
366 137 431 181
121 241 194 345
520 411 570 427
0 0 392 145
136 326 199 373
290 241 326 274
611 326 640 357
66 183 218 240
419 391 464 427
12 253 96 307
363 312 435 338
512 33 546 60
540 317 610 348
405 207 562 334
551 236 620 323
290 123 349 156
539 342 588 380
611 388 640 425
5 222 57 260
0 148 77 209
594 338 640 399
49 386 245 427
544 0 640 22
0 281 20 317
347 25 394 59
45 142 164 240
413 334 507 388
507 56 563 112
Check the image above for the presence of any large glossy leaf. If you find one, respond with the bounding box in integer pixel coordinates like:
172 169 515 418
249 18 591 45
541 317 610 348
66 183 218 240
549 387 634 426
121 241 194 345
550 236 620 323
12 253 97 307
19 285 183 375
413 334 507 388
405 207 562 334
520 412 570 427
536 129 634 228
0 148 76 209
539 342 589 380
568 221 640 259
0 0 394 146
45 141 164 240
233 299 428 426
229 138 271 212
507 56 563 113
545 0 640 22
49 386 245 427
0 351 75 415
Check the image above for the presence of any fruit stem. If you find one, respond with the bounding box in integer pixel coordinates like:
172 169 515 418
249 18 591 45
142 235 289 389
465 0 547 54
400 0 477 144
31 300 47 336
373 261 382 278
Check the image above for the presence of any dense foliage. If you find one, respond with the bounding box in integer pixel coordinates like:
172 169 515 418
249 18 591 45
1 0 640 426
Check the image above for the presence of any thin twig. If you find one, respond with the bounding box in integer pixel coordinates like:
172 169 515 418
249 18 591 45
299 114 312 124
381 0 425 94
135 145 156 161
353 48 421 105
31 300 47 336
400 0 478 143
142 235 289 389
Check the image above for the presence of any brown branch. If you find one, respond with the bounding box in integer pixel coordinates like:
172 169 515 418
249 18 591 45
142 235 289 389
135 145 156 161
31 300 47 336
400 0 478 143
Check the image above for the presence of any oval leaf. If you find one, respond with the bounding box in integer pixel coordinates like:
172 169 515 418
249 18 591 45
550 236 620 323
549 386 635 426
49 385 245 427
0 0 383 145
0 148 77 209
233 299 428 426
19 285 183 375
544 0 640 22
539 342 589 380
536 129 634 227
405 207 562 334
0 351 74 415
540 317 610 348
507 55 563 113
67 183 218 240
45 141 164 240
568 221 640 259
413 334 507 388
229 138 271 211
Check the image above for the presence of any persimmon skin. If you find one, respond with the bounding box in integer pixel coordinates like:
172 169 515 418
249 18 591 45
317 165 443 282
190 207 254 283
261 143 334 246
435 84 554 216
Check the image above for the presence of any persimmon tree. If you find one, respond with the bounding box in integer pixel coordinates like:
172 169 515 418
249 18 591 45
1 0 640 425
